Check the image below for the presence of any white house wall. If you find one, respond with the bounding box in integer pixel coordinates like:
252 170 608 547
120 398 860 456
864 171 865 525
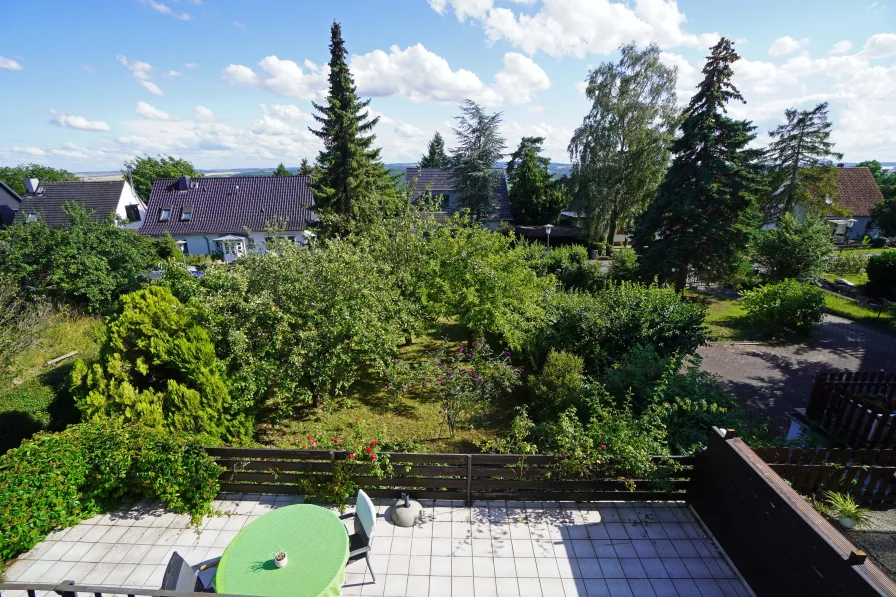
115 182 146 229
170 231 306 256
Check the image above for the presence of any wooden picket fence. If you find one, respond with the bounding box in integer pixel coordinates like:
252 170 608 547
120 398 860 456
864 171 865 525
206 447 695 503
804 371 896 449
754 446 896 503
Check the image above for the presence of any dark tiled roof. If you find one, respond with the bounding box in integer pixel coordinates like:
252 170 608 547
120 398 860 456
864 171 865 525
14 181 126 228
139 176 316 236
0 181 21 226
405 167 512 222
834 167 885 217
0 180 21 204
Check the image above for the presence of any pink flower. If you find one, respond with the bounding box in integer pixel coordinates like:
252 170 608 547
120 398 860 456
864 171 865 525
349 453 356 460
600 445 606 450
333 437 339 444
370 453 377 461
312 441 317 447
459 347 464 353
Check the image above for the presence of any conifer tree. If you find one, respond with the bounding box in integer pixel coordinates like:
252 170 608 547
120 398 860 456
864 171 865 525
634 38 765 291
299 158 314 177
764 102 843 220
507 137 564 225
272 163 291 176
449 100 506 220
419 132 450 168
309 22 397 235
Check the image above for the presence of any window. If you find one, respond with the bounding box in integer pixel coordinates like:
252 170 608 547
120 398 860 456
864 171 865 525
436 194 451 211
159 208 171 222
180 205 193 221
124 204 141 222
26 213 37 222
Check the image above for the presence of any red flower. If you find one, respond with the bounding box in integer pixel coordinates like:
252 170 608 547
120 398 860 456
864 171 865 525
307 435 313 441
370 440 378 446
333 437 339 444
365 446 373 454
356 416 361 422
370 453 377 461
600 445 606 450
301 445 306 449
349 453 356 460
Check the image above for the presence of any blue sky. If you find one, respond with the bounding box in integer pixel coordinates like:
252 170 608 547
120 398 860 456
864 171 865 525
1 0 894 171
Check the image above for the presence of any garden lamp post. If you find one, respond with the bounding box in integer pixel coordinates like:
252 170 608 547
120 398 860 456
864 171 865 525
545 224 553 249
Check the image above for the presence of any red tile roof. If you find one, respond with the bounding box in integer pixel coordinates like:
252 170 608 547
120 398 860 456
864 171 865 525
834 167 884 217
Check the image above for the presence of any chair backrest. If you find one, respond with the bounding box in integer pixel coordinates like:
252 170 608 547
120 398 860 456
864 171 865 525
160 551 204 592
356 489 377 545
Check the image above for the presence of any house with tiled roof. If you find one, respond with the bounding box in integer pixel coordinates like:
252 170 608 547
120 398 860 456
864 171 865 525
13 179 145 229
0 180 21 227
824 165 886 240
405 167 512 229
139 175 316 263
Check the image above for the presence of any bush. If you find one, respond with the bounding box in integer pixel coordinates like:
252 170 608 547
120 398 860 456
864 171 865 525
529 350 586 418
740 279 825 335
70 286 251 441
870 237 888 249
0 423 221 560
534 245 603 293
607 248 639 283
867 252 896 298
830 251 868 275
751 213 834 283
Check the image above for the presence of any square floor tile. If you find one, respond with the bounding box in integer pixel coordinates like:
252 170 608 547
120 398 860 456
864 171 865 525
452 576 474 597
515 557 538 578
496 577 521 597
405 574 430 597
597 558 624 578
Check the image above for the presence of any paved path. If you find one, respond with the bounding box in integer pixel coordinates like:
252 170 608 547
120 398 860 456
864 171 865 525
698 315 896 429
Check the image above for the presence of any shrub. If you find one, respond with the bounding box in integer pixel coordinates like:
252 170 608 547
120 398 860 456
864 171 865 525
740 279 825 335
0 423 220 560
534 245 603 293
607 248 639 283
867 252 896 298
70 286 251 441
529 350 586 418
830 251 868 275
870 237 888 249
751 213 834 283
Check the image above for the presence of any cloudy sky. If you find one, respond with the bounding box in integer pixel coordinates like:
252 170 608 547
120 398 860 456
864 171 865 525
1 0 894 172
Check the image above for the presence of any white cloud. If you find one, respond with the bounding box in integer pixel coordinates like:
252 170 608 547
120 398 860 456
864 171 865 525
82 65 95 72
431 0 719 58
829 40 853 55
264 104 314 122
143 0 191 21
396 123 425 138
140 81 164 96
233 21 245 29
857 33 896 59
222 56 329 100
351 44 549 106
50 112 111 132
184 62 199 69
0 56 23 71
135 101 171 120
118 55 164 95
194 106 214 121
168 70 181 77
768 36 808 56
22 146 46 156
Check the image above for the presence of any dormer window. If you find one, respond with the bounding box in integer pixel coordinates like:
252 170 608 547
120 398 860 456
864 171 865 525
125 205 141 222
181 205 193 221
26 213 37 222
159 208 172 222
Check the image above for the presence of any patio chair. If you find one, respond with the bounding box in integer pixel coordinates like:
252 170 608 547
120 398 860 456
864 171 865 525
340 489 378 583
160 551 221 593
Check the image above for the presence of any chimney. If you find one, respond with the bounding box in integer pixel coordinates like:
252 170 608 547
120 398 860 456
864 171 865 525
176 175 191 191
836 163 844 168
25 178 39 194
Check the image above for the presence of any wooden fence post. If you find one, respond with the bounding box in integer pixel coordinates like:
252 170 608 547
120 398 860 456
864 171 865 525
466 454 473 506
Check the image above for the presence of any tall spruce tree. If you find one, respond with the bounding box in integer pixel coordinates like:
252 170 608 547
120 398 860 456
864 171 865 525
272 163 291 176
634 38 765 291
507 137 564 224
764 102 843 220
449 100 506 220
568 43 679 255
298 158 314 177
419 132 450 168
309 22 397 235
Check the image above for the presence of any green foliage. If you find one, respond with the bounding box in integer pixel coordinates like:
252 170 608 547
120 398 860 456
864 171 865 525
764 102 843 220
0 163 80 197
0 423 220 560
569 43 678 252
298 158 314 177
866 252 896 298
530 283 709 374
310 22 399 235
533 245 603 293
857 160 896 201
751 213 835 283
272 163 292 176
0 203 157 312
419 132 450 169
529 350 586 419
0 276 49 374
830 251 868 275
423 215 552 350
449 100 506 219
70 286 249 441
507 137 565 225
823 491 873 528
740 279 825 335
634 38 766 291
154 231 183 262
122 154 202 202
608 248 639 282
202 236 404 412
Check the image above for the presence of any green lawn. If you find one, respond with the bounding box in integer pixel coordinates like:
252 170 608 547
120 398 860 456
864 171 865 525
822 290 896 332
0 313 103 454
258 319 509 453
823 272 869 286
695 292 762 341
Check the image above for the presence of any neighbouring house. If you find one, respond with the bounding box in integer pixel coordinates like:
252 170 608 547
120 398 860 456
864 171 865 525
559 210 630 246
13 179 146 229
824 165 886 240
138 175 316 263
405 167 512 230
0 180 21 226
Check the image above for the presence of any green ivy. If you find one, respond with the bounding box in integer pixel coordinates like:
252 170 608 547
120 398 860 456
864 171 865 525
0 423 221 560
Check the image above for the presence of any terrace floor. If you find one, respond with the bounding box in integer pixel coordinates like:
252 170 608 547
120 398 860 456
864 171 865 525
3 495 752 597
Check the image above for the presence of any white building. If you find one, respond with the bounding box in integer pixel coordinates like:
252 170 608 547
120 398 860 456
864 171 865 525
13 179 145 228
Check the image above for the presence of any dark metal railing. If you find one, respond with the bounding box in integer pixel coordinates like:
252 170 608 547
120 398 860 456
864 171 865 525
0 580 257 597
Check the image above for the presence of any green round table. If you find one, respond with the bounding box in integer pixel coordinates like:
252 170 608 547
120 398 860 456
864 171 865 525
215 504 349 597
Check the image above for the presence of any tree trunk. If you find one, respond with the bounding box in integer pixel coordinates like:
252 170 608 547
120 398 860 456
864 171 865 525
404 331 414 346
312 387 322 409
674 262 689 293
466 328 474 351
604 206 619 257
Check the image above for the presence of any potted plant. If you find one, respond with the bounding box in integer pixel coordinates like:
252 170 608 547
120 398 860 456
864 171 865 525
272 549 288 568
823 491 873 530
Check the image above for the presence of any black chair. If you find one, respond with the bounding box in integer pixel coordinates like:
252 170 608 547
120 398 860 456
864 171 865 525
339 489 378 584
160 551 221 593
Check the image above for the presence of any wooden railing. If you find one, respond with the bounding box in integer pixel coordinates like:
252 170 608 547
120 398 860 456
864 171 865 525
693 428 896 597
805 371 896 449
207 447 695 503
754 446 896 503
0 581 255 597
